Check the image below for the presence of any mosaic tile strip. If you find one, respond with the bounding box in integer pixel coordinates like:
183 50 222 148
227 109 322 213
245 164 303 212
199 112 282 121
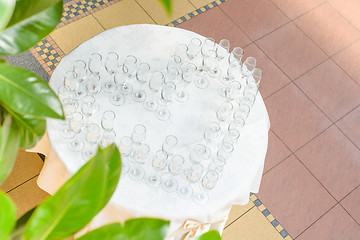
166 0 227 27
250 193 293 240
30 36 65 75
57 0 121 28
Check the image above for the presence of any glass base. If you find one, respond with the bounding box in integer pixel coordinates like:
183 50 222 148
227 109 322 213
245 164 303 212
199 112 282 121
143 99 159 112
175 91 189 103
110 92 125 106
59 126 75 139
129 167 145 181
118 83 133 95
155 107 171 121
178 186 193 199
132 90 147 102
193 192 209 205
194 77 209 89
161 178 178 192
68 138 84 152
145 175 162 188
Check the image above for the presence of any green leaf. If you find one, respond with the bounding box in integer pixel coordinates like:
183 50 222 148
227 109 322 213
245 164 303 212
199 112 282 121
120 218 170 240
0 64 64 119
197 230 221 240
0 0 63 55
76 223 123 240
0 0 16 30
23 144 121 240
157 0 172 15
11 207 36 240
0 58 7 64
9 110 46 149
0 113 20 185
0 191 17 240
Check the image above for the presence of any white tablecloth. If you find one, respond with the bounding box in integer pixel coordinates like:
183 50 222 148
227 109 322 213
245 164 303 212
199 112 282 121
30 24 270 238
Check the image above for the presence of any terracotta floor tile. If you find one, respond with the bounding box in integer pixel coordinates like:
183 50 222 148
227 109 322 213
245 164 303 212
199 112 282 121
333 40 360 85
136 0 195 25
296 204 360 240
92 0 155 29
294 59 360 122
243 43 291 99
223 207 284 240
270 0 325 19
257 22 327 80
220 0 289 41
336 106 360 149
226 201 254 226
7 177 50 218
328 0 360 31
294 3 360 56
177 7 251 48
0 150 43 193
263 130 292 173
50 15 104 54
295 126 360 201
264 83 331 151
341 186 360 224
258 155 337 238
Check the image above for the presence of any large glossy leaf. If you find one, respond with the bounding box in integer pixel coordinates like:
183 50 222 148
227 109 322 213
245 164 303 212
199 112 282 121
0 0 16 30
120 218 170 240
23 144 121 240
0 192 17 240
197 230 221 240
0 64 64 119
157 0 172 15
0 113 20 185
76 223 123 240
77 218 169 240
11 207 36 240
7 109 46 149
0 0 63 55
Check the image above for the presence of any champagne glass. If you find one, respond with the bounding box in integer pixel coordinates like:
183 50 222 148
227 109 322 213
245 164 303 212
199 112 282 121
88 53 102 74
190 144 211 164
246 68 262 88
229 47 244 67
100 130 116 148
202 170 218 190
201 37 216 56
73 60 87 81
184 164 204 183
101 110 115 131
85 123 100 144
216 39 230 60
130 144 150 164
86 73 102 95
64 71 78 91
70 111 84 133
242 57 256 77
131 124 146 145
58 86 71 102
152 150 169 173
216 102 233 122
187 38 202 60
217 141 234 160
132 62 151 102
174 44 188 63
203 49 221 78
204 122 221 143
162 135 178 156
104 52 119 75
118 136 133 157
168 155 184 175
81 95 98 117
110 91 125 106
123 55 137 77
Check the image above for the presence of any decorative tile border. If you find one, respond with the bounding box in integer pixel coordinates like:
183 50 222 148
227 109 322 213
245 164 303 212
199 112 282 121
166 0 227 27
31 0 230 75
57 0 120 28
250 193 293 239
30 36 65 75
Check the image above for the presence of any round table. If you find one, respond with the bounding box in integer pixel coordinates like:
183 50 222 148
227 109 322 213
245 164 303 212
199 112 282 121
41 24 270 238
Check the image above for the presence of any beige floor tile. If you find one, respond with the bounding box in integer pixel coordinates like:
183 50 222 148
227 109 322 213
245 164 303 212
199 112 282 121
50 15 104 54
93 0 156 29
226 201 255 226
0 150 43 193
189 0 213 9
136 0 196 25
222 207 284 240
7 177 50 218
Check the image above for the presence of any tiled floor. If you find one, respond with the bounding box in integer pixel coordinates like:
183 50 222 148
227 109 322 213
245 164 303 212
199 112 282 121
2 0 360 239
